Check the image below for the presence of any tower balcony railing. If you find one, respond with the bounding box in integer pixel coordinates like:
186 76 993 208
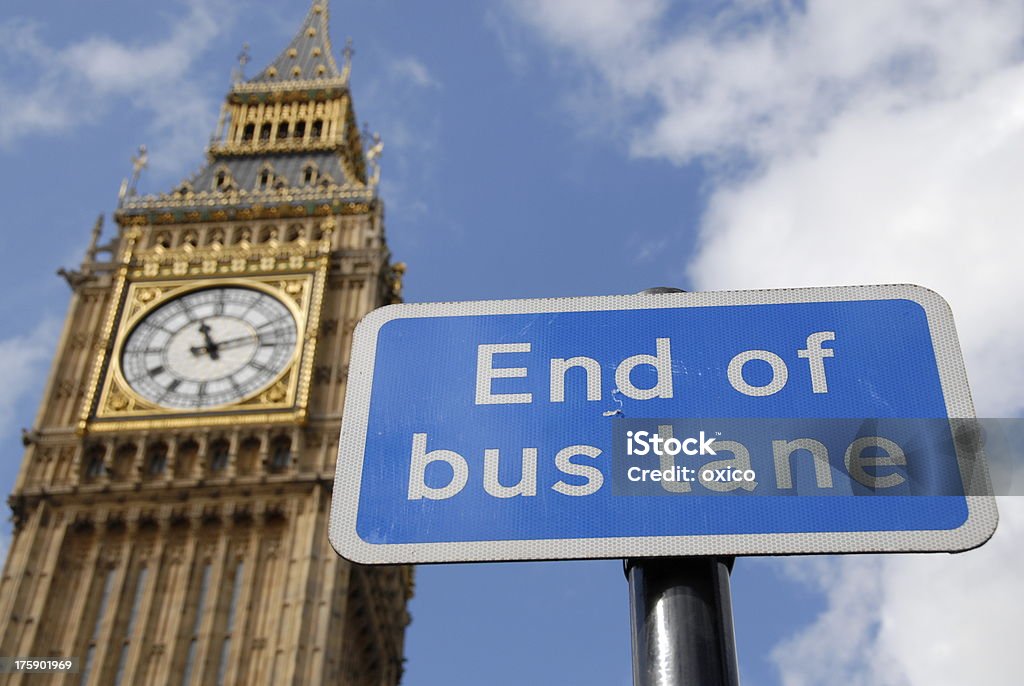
209 135 346 156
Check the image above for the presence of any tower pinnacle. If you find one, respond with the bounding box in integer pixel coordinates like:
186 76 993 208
249 2 343 85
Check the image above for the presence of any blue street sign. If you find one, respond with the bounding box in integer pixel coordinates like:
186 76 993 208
329 285 997 563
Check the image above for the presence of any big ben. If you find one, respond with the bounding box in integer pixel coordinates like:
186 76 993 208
0 3 412 685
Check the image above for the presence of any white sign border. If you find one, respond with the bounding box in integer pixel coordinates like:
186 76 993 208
329 284 998 564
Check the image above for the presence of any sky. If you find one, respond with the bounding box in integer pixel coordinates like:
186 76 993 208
1 0 1023 684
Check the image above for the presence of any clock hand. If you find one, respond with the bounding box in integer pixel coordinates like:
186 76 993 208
197 320 220 360
190 333 261 356
209 334 257 351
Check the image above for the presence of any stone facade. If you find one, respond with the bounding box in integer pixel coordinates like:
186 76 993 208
0 3 412 684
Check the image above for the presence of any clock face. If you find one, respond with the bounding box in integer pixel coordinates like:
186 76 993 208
121 286 298 409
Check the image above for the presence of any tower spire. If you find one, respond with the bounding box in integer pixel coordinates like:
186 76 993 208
248 1 343 84
119 0 374 219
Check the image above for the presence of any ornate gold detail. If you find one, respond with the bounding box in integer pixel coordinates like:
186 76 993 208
281 280 305 301
136 287 161 303
293 253 330 423
230 77 346 96
117 197 369 227
86 411 306 433
388 261 406 302
259 379 288 404
129 239 327 280
77 229 142 434
340 202 369 215
107 385 133 412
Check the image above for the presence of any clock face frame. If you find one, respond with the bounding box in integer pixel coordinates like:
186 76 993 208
119 285 299 410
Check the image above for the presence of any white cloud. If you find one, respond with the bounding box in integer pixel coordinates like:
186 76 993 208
0 0 231 175
391 57 441 90
689 67 1024 415
773 496 1024 686
506 1 1024 683
509 0 1024 165
359 52 444 228
508 0 664 58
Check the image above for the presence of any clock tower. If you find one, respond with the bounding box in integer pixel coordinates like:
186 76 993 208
0 3 411 684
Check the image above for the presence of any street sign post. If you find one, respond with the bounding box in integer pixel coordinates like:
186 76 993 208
329 284 997 565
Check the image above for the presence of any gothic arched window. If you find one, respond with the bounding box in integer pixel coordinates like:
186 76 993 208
84 444 105 480
176 439 199 478
303 164 317 185
237 437 261 475
146 442 168 476
269 436 291 471
209 439 230 473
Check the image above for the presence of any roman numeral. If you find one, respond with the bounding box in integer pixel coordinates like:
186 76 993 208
158 378 181 402
256 316 288 331
127 347 162 356
179 299 196 321
259 329 293 345
148 365 165 377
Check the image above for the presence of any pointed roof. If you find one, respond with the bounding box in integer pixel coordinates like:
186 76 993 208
248 1 344 85
115 1 375 223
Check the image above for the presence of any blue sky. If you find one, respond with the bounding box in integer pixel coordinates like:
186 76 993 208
1 1 1023 684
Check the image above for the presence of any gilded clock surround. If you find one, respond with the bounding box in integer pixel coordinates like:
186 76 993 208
80 224 331 434
100 275 312 418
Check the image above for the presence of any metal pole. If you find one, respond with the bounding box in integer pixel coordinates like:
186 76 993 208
627 288 741 686
625 557 740 686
